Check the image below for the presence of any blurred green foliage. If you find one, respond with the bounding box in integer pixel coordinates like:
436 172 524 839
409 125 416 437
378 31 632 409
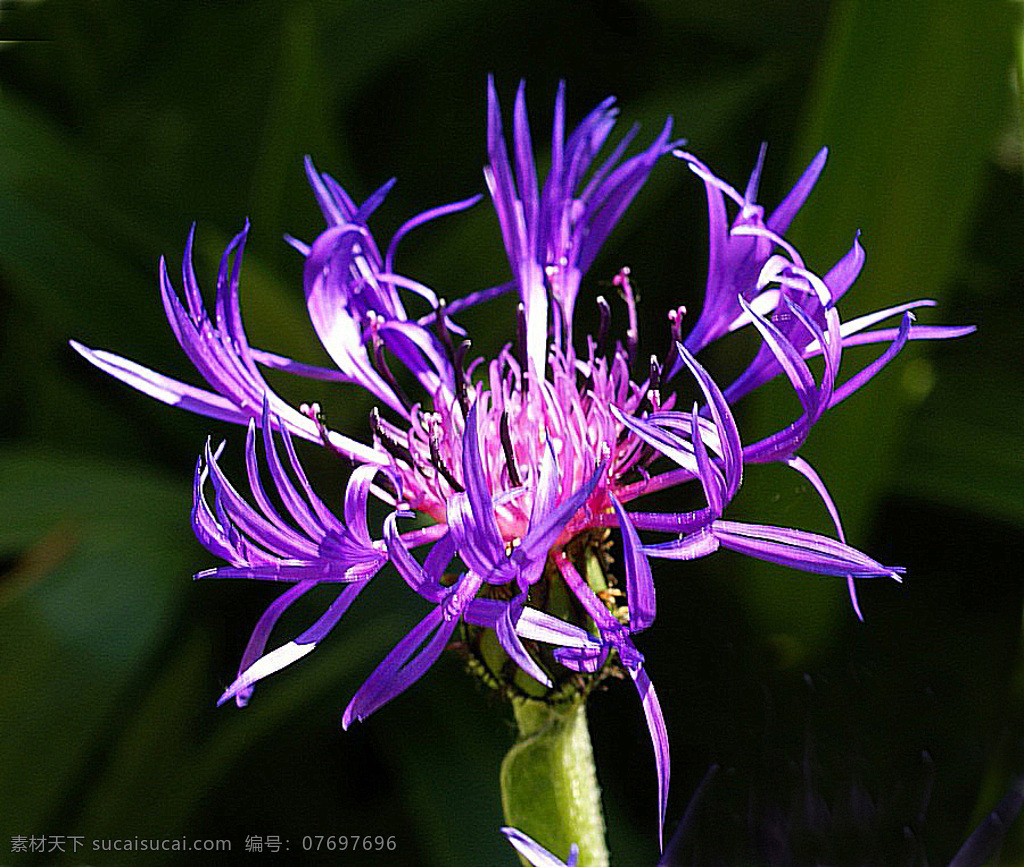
0 1 1020 864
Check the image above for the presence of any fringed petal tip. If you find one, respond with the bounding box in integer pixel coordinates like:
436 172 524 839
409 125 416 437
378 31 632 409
340 704 357 731
848 575 865 622
501 828 579 867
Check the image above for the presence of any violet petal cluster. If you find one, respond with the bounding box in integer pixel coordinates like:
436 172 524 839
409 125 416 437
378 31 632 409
71 78 971 839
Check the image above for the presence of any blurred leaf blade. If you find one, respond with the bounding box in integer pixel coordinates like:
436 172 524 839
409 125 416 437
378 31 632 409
737 0 1018 644
0 448 194 831
784 0 1017 537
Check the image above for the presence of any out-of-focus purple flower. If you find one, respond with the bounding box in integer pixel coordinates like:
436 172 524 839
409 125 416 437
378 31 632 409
658 758 1023 867
504 764 1023 866
72 79 970 841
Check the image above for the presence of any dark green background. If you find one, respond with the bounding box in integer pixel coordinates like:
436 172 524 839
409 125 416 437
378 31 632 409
0 1 1021 864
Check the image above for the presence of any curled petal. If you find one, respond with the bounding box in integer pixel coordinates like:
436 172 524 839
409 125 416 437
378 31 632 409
487 79 674 368
345 463 399 544
497 604 553 688
72 224 388 465
384 513 446 603
343 573 485 727
216 579 369 707
385 193 483 274
229 580 317 707
515 608 604 650
553 646 609 674
830 311 913 407
821 231 865 304
302 226 407 414
611 404 701 474
194 414 389 589
787 455 863 620
342 606 458 728
739 295 817 416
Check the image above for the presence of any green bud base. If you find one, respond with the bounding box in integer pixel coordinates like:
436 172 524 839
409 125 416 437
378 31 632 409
500 698 609 867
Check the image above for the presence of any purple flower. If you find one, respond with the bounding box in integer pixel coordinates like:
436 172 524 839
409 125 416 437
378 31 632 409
71 80 970 841
503 765 1023 866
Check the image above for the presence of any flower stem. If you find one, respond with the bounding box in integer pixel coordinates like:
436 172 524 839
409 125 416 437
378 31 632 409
500 698 609 867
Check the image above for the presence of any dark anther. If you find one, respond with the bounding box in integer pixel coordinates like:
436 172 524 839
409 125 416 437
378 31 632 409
433 299 456 354
637 441 660 471
613 267 639 367
433 301 472 413
649 355 662 394
454 339 472 414
595 295 611 353
429 429 464 493
370 331 413 410
499 411 522 487
662 306 686 380
369 407 415 467
301 402 356 469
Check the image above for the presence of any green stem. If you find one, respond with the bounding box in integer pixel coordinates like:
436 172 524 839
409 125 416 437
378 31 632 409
500 698 609 867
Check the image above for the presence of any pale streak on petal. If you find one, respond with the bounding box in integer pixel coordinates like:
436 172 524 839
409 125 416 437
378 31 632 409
216 641 316 706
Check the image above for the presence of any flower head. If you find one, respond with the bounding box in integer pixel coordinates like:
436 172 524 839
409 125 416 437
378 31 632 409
72 80 971 840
